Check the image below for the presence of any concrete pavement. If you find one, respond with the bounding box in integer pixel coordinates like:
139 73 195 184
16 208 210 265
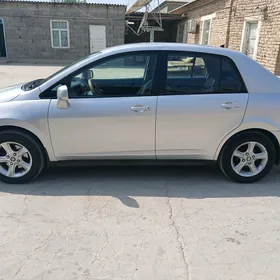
0 65 280 280
0 64 62 89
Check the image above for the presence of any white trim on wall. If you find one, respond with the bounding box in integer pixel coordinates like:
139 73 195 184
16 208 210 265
240 16 262 60
201 12 216 22
200 13 216 45
50 20 70 49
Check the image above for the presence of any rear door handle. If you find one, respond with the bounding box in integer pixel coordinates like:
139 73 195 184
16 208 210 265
130 105 151 112
221 102 240 109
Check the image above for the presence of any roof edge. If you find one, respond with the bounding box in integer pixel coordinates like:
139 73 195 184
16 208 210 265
170 0 216 14
0 0 126 7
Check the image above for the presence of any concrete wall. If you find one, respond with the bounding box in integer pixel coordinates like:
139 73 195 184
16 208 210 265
173 0 280 75
0 2 126 63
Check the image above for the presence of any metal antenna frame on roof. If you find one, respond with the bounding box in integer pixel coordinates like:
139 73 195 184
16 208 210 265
125 0 163 42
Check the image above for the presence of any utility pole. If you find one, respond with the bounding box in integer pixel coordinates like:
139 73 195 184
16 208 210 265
143 26 163 42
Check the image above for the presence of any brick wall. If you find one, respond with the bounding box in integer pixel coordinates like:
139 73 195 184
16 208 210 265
173 0 280 75
228 0 280 75
175 0 232 45
0 2 126 62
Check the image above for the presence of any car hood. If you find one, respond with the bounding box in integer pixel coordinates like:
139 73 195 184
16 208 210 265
0 84 23 103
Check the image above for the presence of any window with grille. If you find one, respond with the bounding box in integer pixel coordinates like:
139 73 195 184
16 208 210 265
50 20 69 48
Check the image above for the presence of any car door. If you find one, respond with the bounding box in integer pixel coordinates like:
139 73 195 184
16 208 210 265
156 51 249 160
47 52 158 160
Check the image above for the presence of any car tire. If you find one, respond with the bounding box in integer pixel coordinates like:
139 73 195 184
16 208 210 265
219 132 276 183
0 130 45 184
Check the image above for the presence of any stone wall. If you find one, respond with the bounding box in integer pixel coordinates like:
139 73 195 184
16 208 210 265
0 1 126 62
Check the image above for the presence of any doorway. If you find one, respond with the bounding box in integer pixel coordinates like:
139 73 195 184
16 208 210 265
176 21 188 43
0 18 7 57
89 25 106 53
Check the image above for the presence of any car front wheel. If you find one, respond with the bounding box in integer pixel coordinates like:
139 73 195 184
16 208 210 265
219 132 276 183
0 131 45 184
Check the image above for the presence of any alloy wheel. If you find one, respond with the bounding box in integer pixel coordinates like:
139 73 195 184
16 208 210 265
0 141 33 178
231 141 268 177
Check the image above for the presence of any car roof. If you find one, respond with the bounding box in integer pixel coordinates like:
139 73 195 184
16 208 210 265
101 42 244 58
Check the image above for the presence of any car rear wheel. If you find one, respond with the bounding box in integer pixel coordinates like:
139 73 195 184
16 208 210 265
219 132 276 183
0 131 45 184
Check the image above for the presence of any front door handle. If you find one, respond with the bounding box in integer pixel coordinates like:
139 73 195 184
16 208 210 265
130 105 151 112
222 102 240 109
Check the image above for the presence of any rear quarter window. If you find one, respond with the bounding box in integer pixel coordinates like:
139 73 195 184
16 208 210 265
220 57 247 93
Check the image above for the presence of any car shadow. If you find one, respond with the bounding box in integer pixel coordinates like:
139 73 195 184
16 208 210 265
1 165 280 208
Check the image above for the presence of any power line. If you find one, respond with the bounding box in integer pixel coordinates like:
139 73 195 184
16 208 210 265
73 4 124 20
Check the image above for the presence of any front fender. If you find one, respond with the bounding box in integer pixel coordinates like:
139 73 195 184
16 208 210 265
0 100 56 161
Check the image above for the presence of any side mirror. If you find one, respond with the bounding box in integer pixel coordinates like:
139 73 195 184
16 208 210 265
57 85 69 109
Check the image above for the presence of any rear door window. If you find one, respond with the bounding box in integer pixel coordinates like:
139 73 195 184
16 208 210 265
163 52 247 95
165 53 220 94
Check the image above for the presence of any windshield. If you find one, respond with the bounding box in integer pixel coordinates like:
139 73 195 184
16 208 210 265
21 52 100 91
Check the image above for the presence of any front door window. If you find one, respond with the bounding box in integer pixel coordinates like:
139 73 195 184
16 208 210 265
67 53 157 98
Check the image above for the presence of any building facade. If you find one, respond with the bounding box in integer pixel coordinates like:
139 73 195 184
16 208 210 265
172 0 280 76
0 0 126 63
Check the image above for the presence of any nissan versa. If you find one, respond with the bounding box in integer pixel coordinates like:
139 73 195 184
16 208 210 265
1 43 280 184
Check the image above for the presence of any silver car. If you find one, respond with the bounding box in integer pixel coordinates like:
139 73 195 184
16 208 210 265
0 43 280 184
